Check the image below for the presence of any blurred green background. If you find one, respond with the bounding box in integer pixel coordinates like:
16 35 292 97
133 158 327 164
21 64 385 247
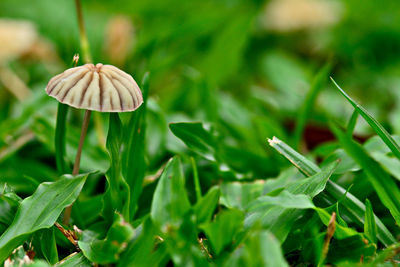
1 0 400 195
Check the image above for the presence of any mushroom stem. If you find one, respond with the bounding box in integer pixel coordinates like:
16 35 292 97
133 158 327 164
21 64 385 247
63 109 91 224
72 109 91 175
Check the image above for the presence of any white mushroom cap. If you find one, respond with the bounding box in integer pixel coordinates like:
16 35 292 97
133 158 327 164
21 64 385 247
45 63 143 112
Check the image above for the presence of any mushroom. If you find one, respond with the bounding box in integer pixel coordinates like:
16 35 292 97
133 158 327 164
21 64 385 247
45 63 143 222
104 15 135 66
46 63 142 112
0 19 37 101
261 0 343 32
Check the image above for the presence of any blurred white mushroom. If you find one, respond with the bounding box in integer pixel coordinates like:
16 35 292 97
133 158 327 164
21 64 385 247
0 19 36 100
104 15 135 66
261 0 343 32
46 63 143 112
0 19 37 63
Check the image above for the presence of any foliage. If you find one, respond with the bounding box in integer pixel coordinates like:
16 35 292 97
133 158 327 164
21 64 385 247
2 0 400 266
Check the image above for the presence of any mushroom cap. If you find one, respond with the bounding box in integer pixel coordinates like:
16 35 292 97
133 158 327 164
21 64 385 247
45 63 143 112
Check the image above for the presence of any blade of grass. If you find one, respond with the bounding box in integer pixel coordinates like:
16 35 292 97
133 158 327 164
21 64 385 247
122 73 150 220
346 109 358 138
331 78 400 161
364 199 377 244
55 103 69 174
268 136 395 246
331 123 400 225
294 64 331 148
190 157 202 202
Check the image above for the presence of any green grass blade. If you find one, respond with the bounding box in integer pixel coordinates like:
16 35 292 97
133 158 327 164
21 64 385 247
268 136 396 246
268 136 320 176
104 113 130 221
346 109 358 138
190 157 202 201
0 174 88 262
294 63 331 148
331 123 400 225
55 103 69 174
331 78 400 160
364 199 377 244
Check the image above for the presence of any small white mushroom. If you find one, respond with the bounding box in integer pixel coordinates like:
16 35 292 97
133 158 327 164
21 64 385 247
45 62 144 225
0 19 37 63
46 63 143 112
261 0 343 32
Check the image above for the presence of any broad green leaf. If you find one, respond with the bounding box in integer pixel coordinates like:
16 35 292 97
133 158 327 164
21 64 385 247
25 261 50 267
285 160 338 197
122 73 149 220
55 252 91 267
79 213 135 264
244 192 315 241
201 209 244 255
365 199 378 244
220 181 265 210
0 174 87 262
245 162 336 242
326 235 376 264
331 78 400 161
0 186 21 234
315 208 358 239
163 213 209 266
247 191 315 211
225 230 288 267
193 186 220 225
118 218 168 267
32 228 58 264
55 103 69 174
331 123 400 225
150 157 191 230
268 136 396 246
169 122 217 161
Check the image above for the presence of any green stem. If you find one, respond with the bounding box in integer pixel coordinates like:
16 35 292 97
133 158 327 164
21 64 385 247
191 157 202 201
74 0 92 63
55 103 69 174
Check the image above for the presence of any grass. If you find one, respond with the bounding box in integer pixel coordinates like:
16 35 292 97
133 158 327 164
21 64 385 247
2 0 400 266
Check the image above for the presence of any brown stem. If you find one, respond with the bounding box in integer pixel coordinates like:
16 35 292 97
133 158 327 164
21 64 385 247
55 222 78 247
73 110 91 175
63 110 92 224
